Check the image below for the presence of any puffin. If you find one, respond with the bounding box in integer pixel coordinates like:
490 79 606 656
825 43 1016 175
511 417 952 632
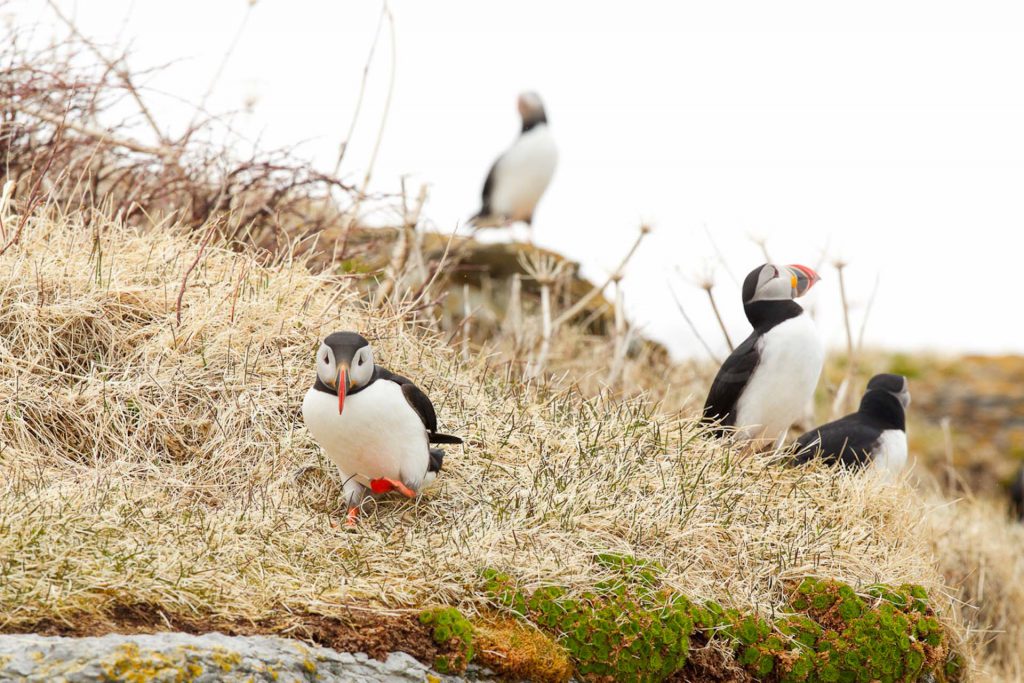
792 373 910 476
301 332 462 528
470 92 558 236
702 263 824 445
1011 464 1024 521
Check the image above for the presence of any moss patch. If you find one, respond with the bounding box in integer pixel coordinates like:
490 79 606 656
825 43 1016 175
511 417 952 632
418 607 475 674
472 615 574 683
483 558 964 683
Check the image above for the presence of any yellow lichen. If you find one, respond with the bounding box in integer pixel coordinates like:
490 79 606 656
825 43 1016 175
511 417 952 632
209 647 242 673
98 643 205 683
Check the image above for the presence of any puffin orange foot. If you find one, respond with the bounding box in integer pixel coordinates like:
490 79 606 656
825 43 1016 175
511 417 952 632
342 506 359 531
370 478 416 498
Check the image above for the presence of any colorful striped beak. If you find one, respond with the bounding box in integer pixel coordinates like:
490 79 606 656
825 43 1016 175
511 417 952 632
787 264 821 298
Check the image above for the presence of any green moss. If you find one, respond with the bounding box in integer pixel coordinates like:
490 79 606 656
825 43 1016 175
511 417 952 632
483 563 964 683
419 607 475 674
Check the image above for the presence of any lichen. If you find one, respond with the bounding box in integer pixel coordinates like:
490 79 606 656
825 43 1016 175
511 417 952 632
418 607 476 674
482 559 965 683
100 642 203 683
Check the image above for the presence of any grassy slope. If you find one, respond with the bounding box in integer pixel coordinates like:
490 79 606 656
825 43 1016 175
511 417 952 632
0 209 1016 679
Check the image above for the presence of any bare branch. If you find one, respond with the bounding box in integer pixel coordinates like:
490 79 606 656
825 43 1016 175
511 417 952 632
668 281 720 365
552 223 649 329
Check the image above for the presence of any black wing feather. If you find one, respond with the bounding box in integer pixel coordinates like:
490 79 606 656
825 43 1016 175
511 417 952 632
702 332 761 437
472 156 501 221
792 415 882 468
379 368 463 445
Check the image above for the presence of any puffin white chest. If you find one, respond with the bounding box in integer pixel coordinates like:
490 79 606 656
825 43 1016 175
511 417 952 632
490 125 558 221
871 429 908 479
301 380 430 489
735 313 824 442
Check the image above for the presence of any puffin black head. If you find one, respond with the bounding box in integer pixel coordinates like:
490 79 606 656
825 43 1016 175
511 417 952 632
741 263 820 304
518 91 548 132
741 263 821 330
858 374 910 430
315 332 375 414
866 373 911 409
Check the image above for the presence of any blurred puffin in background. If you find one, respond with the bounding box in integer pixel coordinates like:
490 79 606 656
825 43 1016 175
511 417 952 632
470 91 558 241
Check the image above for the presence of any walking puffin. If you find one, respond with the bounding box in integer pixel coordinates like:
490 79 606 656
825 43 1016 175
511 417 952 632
470 92 558 237
301 332 462 528
702 263 824 445
792 373 910 477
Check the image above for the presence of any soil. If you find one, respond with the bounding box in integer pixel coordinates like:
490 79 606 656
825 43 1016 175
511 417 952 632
6 602 446 668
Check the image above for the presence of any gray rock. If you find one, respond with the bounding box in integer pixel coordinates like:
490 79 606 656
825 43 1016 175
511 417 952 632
0 632 472 682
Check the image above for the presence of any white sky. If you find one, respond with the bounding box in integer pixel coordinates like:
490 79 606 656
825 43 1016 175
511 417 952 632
13 1 1024 358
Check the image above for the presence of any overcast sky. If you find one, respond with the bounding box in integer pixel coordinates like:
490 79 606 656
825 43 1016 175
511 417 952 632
15 1 1024 358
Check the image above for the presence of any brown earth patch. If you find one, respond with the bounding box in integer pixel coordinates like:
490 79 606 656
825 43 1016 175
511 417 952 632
670 639 753 683
3 602 445 668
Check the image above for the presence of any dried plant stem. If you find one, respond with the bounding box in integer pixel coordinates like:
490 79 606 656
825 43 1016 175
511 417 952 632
830 261 857 417
461 283 472 361
0 181 14 240
503 273 523 348
528 281 553 379
376 183 428 304
186 1 255 136
19 107 173 159
668 283 720 364
703 223 739 286
46 0 167 144
703 285 734 352
552 224 649 330
334 2 388 174
337 2 397 258
940 417 956 491
176 221 219 325
606 278 631 387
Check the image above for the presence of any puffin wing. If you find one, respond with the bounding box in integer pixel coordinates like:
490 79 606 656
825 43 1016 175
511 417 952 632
793 416 879 468
471 155 503 224
702 332 761 436
379 368 463 445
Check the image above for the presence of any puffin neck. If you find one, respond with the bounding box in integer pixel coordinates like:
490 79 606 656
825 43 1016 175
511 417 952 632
521 116 547 133
743 299 804 333
858 390 906 431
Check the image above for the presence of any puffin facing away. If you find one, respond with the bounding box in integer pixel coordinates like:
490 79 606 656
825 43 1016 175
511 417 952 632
301 332 462 528
470 92 558 236
702 263 824 445
793 373 910 477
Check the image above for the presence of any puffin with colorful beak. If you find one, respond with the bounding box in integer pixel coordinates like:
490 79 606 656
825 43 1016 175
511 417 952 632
703 263 824 445
301 332 462 528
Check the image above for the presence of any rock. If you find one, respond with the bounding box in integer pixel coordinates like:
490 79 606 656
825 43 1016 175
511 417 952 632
0 632 478 682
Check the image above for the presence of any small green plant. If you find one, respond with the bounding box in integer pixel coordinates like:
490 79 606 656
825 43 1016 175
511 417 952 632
418 607 475 674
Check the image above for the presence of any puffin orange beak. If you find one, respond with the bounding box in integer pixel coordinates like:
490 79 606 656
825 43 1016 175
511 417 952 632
787 264 821 297
337 366 348 415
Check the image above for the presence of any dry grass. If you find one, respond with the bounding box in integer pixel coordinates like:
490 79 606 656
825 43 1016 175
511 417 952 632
922 493 1024 682
0 204 1008 677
